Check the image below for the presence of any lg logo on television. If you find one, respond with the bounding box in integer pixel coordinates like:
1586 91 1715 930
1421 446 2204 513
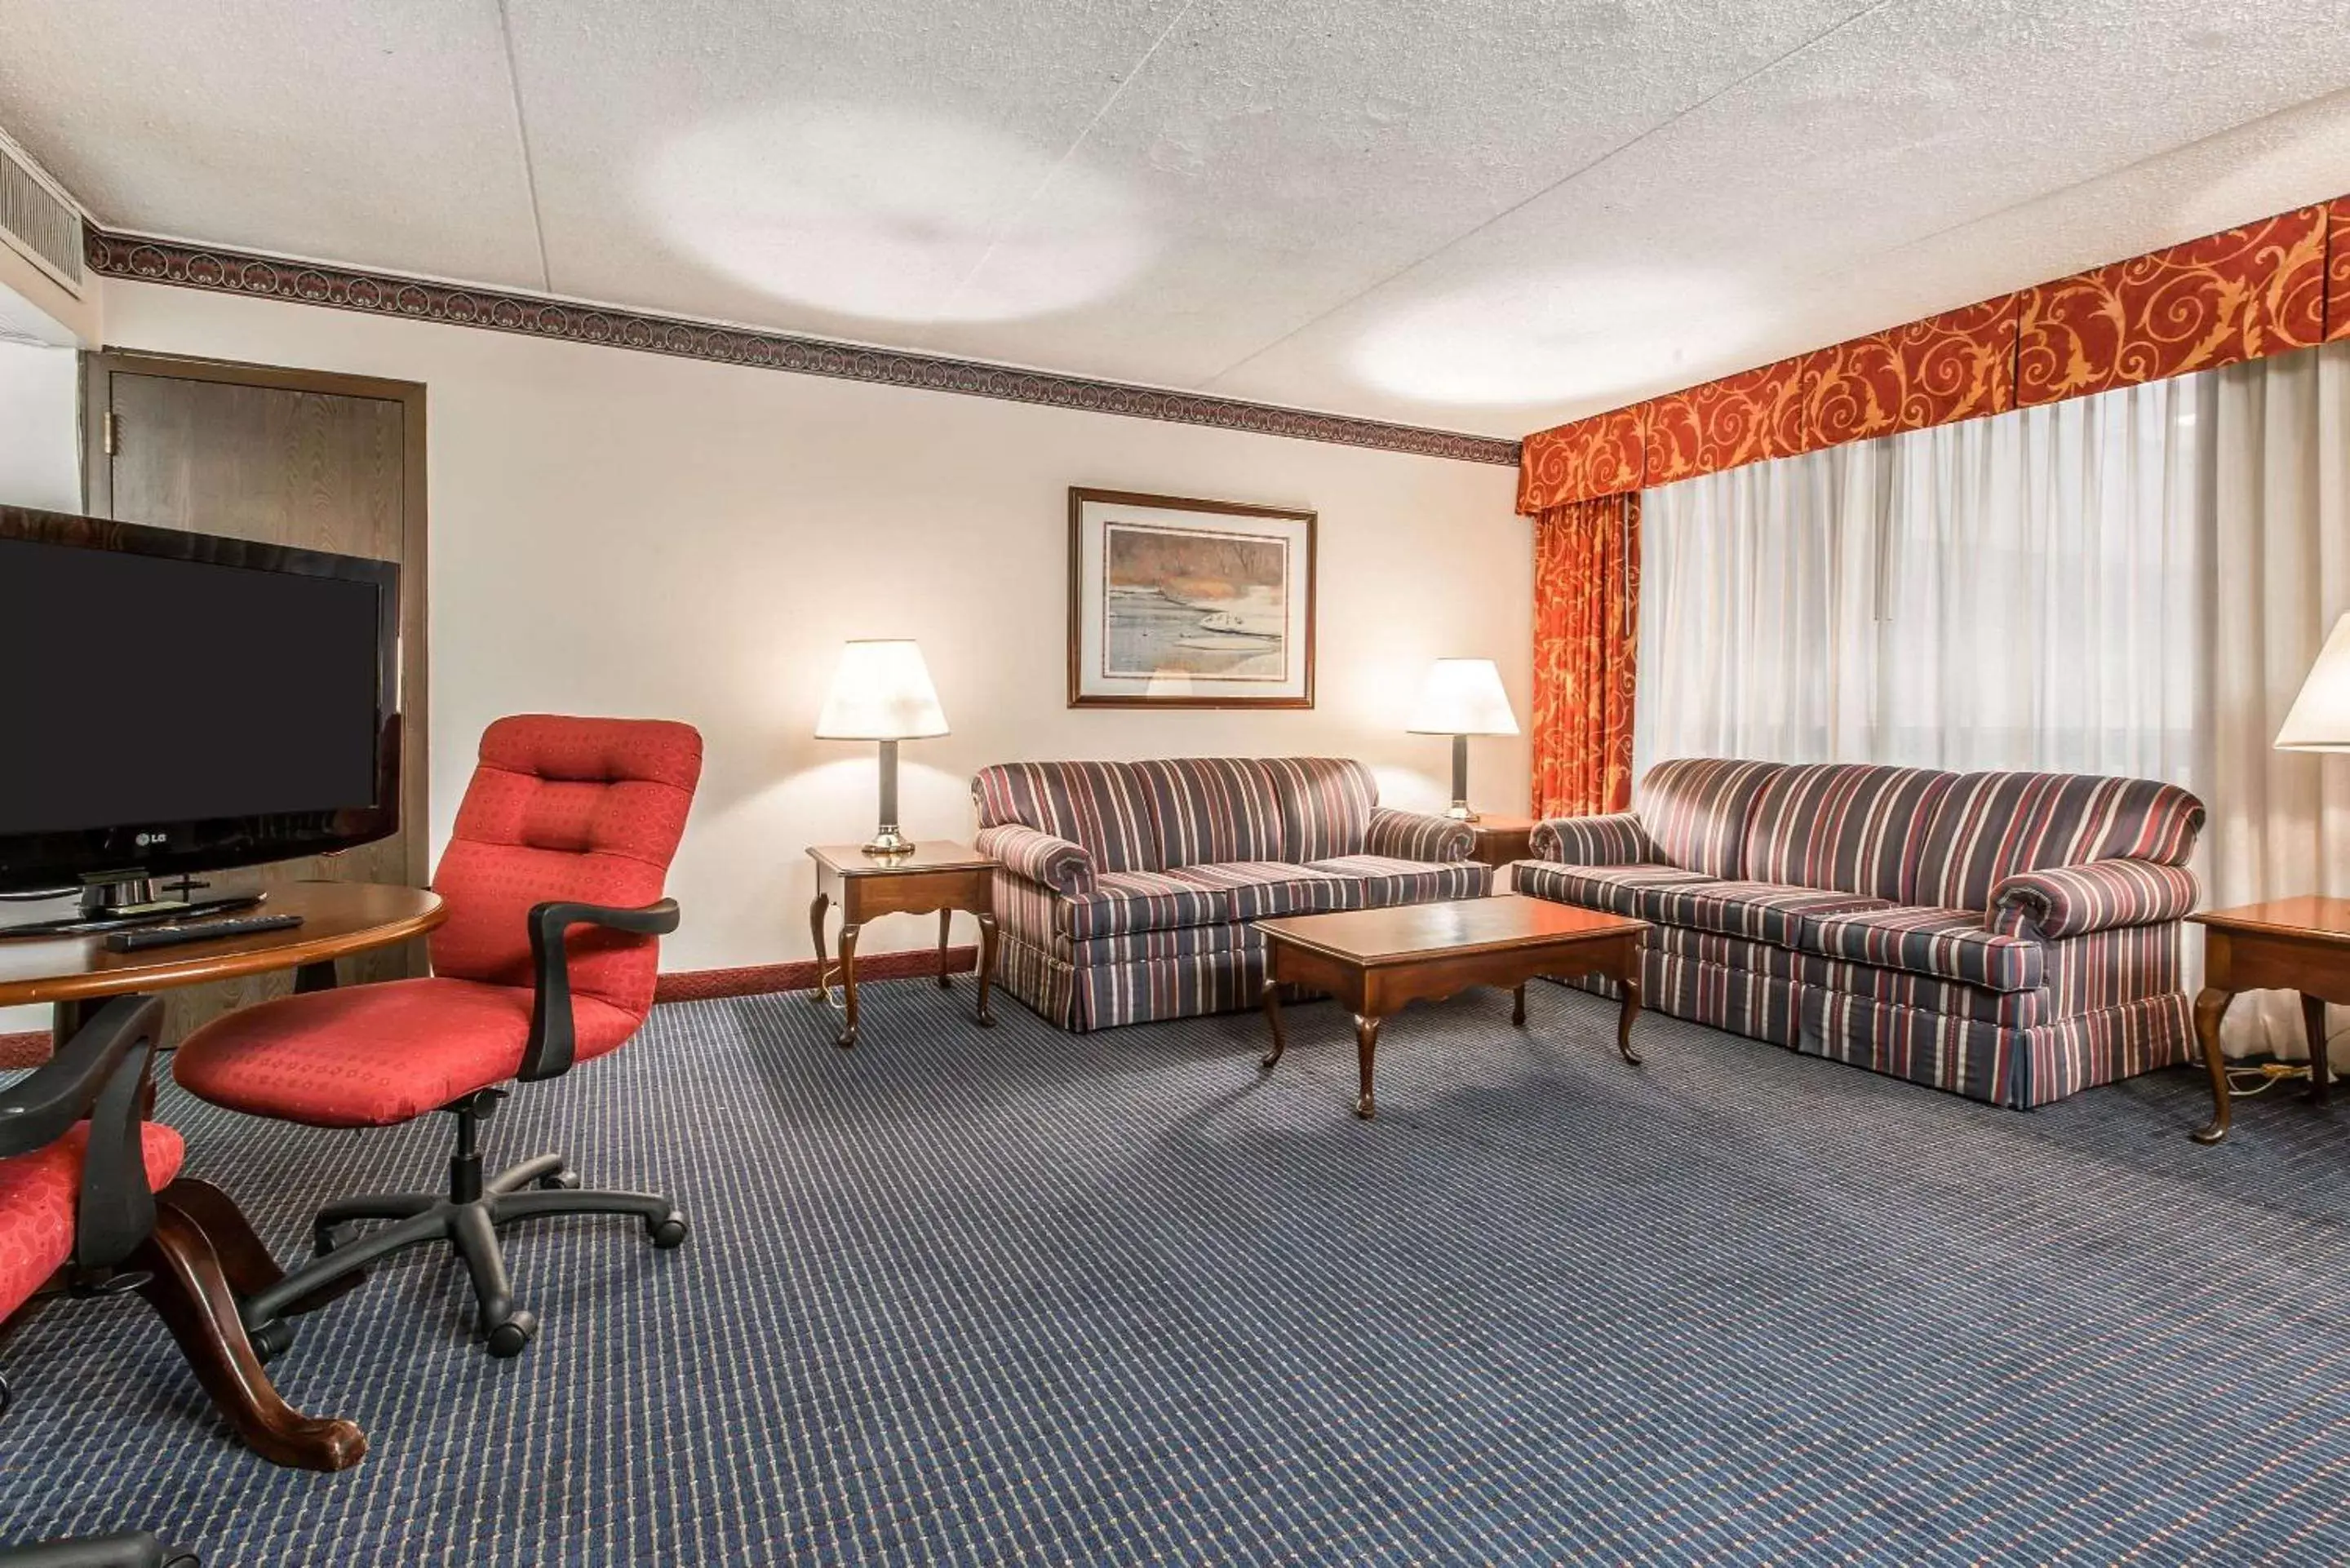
135 831 166 847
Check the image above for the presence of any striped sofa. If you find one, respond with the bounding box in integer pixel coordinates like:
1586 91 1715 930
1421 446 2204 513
1519 758 2206 1108
973 757 1488 1031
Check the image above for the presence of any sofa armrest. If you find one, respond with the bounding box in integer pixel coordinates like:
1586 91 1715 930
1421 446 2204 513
977 823 1097 896
1530 813 1658 866
1365 806 1474 862
1988 859 2199 940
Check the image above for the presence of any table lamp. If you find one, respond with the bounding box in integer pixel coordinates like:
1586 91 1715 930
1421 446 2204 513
2277 613 2350 753
816 639 949 856
1406 658 1519 822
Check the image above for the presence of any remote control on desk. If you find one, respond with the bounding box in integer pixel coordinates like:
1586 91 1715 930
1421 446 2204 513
104 913 306 953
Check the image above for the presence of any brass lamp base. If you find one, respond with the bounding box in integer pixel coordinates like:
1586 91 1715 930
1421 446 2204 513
862 826 916 858
1444 803 1481 823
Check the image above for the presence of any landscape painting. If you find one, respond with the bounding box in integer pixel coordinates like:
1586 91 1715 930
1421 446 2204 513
1103 522 1288 682
1068 489 1316 709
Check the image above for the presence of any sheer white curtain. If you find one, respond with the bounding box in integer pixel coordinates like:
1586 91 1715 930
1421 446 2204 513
1639 374 2208 776
2205 347 2350 1059
1638 346 2350 1061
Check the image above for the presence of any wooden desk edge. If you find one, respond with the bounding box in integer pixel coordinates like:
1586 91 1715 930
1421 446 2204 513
0 896 448 1008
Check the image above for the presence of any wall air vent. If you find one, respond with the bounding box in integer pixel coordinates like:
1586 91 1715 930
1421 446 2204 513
0 131 85 296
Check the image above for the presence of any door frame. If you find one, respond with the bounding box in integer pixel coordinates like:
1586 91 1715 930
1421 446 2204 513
80 348 431 886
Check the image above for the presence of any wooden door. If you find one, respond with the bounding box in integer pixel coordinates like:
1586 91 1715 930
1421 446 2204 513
82 351 428 1037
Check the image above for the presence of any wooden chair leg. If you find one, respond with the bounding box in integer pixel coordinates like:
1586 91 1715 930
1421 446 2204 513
136 1181 368 1472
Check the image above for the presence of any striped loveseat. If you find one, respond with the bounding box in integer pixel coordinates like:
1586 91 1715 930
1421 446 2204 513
973 757 1487 1031
1519 758 2206 1108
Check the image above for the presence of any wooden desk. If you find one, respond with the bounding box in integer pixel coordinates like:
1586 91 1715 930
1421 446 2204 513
1257 895 1647 1119
2189 896 2350 1145
0 880 446 1042
807 842 998 1050
0 880 445 1471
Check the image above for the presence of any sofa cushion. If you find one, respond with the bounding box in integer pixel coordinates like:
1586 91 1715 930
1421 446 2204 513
1639 879 1891 946
1161 861 1353 919
1636 758 1785 879
1742 762 1955 901
1060 869 1231 940
1799 906 2045 993
1264 757 1378 863
1913 770 2206 911
1305 855 1490 907
1132 758 1288 870
973 761 1161 873
1514 862 1714 915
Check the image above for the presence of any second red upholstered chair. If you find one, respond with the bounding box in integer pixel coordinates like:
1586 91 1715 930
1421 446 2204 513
173 715 703 1358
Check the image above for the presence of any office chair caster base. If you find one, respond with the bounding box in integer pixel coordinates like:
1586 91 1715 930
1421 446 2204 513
248 1318 297 1362
484 1312 538 1359
535 1169 582 1191
648 1211 689 1249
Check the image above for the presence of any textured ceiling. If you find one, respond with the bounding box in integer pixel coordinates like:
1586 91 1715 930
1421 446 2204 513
7 0 2350 437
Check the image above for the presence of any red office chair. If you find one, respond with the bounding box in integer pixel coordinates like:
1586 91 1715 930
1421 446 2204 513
0 998 183 1411
173 715 703 1358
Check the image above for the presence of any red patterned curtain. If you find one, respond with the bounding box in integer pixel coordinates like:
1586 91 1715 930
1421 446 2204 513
1530 494 1640 819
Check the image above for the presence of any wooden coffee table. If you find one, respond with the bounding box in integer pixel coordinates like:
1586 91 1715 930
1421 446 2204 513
1256 894 1648 1119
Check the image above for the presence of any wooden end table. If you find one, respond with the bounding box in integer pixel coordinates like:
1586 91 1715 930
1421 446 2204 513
1459 815 1536 872
1460 814 1536 893
1256 894 1647 1119
2189 896 2350 1145
806 842 999 1049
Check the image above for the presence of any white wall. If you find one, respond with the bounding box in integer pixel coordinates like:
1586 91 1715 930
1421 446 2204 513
0 336 79 512
99 280 1530 973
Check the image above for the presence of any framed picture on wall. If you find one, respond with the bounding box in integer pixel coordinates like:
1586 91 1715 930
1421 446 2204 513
1067 487 1317 709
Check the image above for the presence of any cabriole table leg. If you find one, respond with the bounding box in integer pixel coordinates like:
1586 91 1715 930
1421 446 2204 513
1354 1013 1381 1119
2191 986 2235 1144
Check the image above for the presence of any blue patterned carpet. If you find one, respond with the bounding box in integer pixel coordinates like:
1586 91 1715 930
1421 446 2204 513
2 977 2348 1564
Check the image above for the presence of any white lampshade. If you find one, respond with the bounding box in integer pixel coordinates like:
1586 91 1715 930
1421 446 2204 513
2277 613 2350 752
1405 658 1519 737
815 639 949 740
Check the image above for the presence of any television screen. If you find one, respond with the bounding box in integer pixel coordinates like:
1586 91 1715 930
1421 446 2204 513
0 507 400 893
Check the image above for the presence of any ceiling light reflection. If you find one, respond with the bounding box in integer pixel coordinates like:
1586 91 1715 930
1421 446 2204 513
640 101 1154 324
1350 267 1767 407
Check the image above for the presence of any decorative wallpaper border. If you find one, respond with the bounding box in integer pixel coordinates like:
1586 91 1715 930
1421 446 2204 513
84 229 1520 467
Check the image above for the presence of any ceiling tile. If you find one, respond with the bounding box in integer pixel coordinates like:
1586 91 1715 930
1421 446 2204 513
1212 0 2350 432
7 0 2350 436
0 0 545 288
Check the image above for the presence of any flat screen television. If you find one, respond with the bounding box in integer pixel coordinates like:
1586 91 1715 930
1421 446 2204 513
0 505 401 910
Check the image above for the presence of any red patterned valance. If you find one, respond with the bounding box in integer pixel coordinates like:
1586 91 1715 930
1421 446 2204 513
2330 197 2350 343
1518 407 1643 514
1808 296 2017 445
2015 206 2326 405
1643 360 1811 488
1519 194 2350 512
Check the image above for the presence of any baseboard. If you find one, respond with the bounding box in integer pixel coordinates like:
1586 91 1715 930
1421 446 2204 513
0 950 983 1066
654 945 978 1003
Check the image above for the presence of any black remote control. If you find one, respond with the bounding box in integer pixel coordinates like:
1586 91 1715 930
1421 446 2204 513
104 913 306 953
